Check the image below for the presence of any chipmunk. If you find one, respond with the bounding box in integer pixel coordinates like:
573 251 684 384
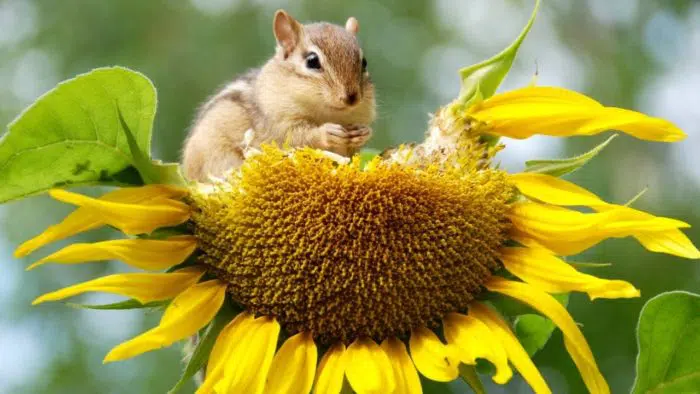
182 10 376 181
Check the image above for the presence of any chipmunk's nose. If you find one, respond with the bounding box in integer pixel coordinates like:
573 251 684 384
345 92 359 106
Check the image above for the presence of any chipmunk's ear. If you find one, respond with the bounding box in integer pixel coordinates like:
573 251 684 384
345 17 359 35
273 10 303 57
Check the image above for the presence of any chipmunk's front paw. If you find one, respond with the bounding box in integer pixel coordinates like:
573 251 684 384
345 124 372 148
316 123 352 152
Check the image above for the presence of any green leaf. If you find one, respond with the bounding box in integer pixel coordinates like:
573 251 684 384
524 134 617 177
488 292 540 317
632 291 700 394
169 303 240 394
0 67 155 203
514 314 556 356
487 292 569 357
65 299 168 310
458 0 540 101
508 293 569 356
459 364 487 394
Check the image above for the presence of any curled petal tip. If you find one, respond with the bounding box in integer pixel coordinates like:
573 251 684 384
493 369 514 385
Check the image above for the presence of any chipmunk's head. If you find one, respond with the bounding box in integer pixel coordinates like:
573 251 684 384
269 10 375 123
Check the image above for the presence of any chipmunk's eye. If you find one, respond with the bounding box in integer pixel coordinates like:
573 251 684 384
305 52 321 70
362 57 367 72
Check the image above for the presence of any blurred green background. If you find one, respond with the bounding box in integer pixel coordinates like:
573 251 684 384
1 0 699 393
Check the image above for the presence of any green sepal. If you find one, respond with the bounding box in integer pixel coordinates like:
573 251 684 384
118 106 157 184
358 148 381 170
524 134 617 177
169 301 241 394
118 107 186 186
457 0 540 103
624 187 648 207
65 299 168 310
459 364 487 394
136 224 191 240
631 291 700 394
0 67 156 203
151 161 187 186
568 261 612 269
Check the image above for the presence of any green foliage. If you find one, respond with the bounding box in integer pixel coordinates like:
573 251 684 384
632 291 700 394
524 134 617 177
515 294 569 357
514 315 557 356
457 0 540 102
0 67 155 203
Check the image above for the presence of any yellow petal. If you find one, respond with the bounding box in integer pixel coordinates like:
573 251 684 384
345 337 395 394
103 279 226 362
468 86 685 142
198 312 255 394
501 246 640 300
510 173 605 207
265 332 317 394
409 327 459 382
206 313 252 373
15 185 188 257
48 188 191 235
509 202 687 255
635 229 700 259
486 277 610 394
27 235 197 271
510 233 555 253
215 316 280 394
510 175 699 259
443 313 512 384
513 176 692 233
32 268 205 305
380 337 422 394
468 302 551 394
592 204 699 259
314 343 347 394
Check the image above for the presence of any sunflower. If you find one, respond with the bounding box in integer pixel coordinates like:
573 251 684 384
15 80 698 394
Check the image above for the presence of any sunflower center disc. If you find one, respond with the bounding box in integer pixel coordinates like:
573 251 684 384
190 147 513 344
